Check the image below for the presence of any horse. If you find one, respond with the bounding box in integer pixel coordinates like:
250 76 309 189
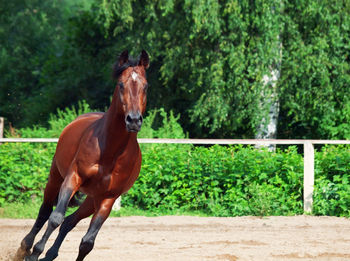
14 50 150 261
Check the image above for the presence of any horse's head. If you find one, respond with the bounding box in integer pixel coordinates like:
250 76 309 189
113 50 149 132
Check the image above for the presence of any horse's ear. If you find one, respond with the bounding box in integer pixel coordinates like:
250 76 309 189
139 50 149 69
118 50 129 66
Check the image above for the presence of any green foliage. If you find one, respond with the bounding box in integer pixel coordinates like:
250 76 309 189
313 145 350 216
97 0 273 137
123 145 305 216
1 0 349 139
0 200 43 219
279 0 350 139
97 0 350 139
139 108 187 139
0 142 56 204
0 137 349 217
47 100 93 137
18 102 183 139
1 0 348 216
1 0 350 216
0 202 207 218
0 0 92 126
0 104 185 205
19 100 93 138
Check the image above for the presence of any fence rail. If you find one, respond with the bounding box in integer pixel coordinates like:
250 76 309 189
1 137 349 213
1 137 350 145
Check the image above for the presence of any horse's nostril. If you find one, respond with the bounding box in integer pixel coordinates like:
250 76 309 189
125 113 143 132
126 114 132 123
125 113 142 125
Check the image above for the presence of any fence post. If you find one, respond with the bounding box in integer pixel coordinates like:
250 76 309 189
303 141 314 213
112 197 121 211
0 117 4 145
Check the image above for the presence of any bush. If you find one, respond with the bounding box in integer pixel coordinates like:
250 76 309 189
18 100 93 138
124 144 350 217
1 142 349 217
139 108 187 139
0 102 349 217
123 145 305 216
313 145 350 217
0 142 55 205
0 105 184 205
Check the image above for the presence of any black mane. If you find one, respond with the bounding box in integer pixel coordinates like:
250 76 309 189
112 57 139 80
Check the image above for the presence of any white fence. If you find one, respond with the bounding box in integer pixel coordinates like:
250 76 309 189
1 137 349 213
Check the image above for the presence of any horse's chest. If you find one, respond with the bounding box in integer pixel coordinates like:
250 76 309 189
108 157 141 194
81 154 141 197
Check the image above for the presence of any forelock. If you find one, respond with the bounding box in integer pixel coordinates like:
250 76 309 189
112 57 138 80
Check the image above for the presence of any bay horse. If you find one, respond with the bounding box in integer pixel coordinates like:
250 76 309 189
15 50 150 261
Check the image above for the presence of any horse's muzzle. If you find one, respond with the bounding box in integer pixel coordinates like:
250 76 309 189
125 112 143 132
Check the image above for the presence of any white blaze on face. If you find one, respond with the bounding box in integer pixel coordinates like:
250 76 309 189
131 72 138 81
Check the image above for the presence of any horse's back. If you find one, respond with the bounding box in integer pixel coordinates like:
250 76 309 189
54 112 104 177
74 112 104 121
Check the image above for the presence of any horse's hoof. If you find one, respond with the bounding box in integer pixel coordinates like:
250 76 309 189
12 245 31 261
25 255 38 261
39 253 58 261
38 250 58 261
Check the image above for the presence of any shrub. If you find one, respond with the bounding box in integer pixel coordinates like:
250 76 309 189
0 102 349 217
1 141 349 217
313 145 350 217
18 100 93 138
123 145 305 216
0 142 55 205
0 105 185 205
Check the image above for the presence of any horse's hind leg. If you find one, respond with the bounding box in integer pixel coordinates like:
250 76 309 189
14 161 62 261
76 197 116 261
40 196 95 261
26 170 82 261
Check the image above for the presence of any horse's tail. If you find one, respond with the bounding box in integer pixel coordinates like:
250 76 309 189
53 191 86 207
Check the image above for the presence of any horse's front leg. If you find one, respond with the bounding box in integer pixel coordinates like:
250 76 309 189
26 171 82 261
39 196 95 261
14 161 62 261
76 197 117 261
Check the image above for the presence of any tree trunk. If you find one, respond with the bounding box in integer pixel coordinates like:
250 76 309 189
255 68 280 151
255 2 283 151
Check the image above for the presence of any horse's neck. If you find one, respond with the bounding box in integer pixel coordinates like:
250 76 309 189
101 98 137 156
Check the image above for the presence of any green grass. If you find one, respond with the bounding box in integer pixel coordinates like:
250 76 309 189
110 207 209 217
0 201 209 219
0 201 81 219
0 200 42 219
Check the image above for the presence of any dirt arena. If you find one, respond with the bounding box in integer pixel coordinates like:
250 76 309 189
1 215 350 261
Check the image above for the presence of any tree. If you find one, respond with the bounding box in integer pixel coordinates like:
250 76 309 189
255 0 283 151
279 0 350 139
0 0 64 125
2 0 349 140
0 0 94 127
98 0 276 138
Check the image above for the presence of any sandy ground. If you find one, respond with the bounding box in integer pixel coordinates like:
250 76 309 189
1 216 350 261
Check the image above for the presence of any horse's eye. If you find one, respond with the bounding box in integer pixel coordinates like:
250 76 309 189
119 82 124 90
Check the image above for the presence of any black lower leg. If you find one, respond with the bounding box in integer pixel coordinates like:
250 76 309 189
27 188 72 261
41 196 94 261
21 203 53 253
76 216 104 261
41 213 78 261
